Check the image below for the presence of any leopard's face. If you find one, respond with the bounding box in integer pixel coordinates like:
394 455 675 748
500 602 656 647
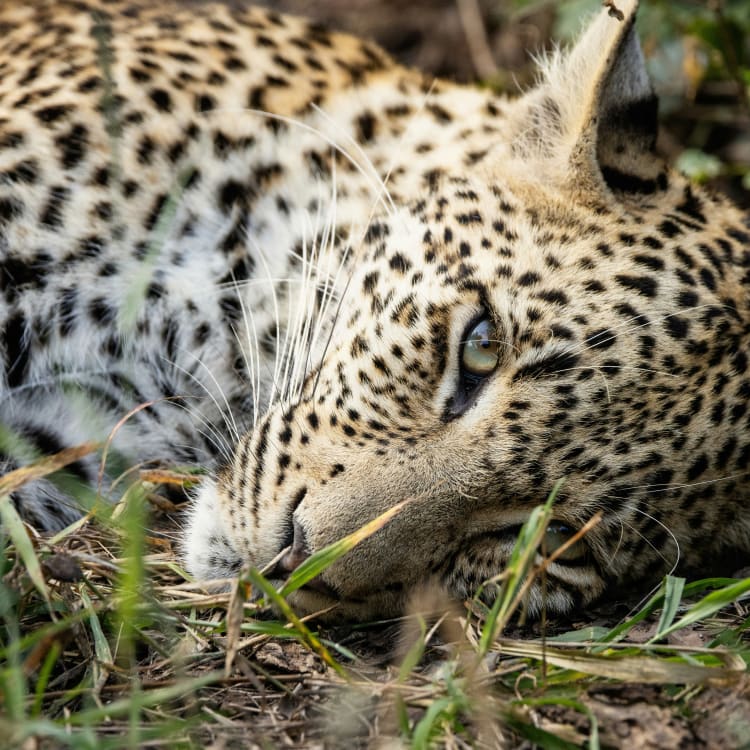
182 0 750 619
187 173 750 619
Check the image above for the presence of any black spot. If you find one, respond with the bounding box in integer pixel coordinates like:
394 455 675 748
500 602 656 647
536 289 569 305
129 67 152 82
0 131 24 149
364 221 388 243
92 167 110 186
658 220 681 238
89 297 116 326
149 88 172 112
2 158 39 184
456 211 482 225
122 179 139 198
388 253 411 273
513 351 580 381
147 282 164 300
195 93 216 113
137 135 155 165
716 437 737 470
40 186 69 228
584 280 605 293
265 74 289 88
219 296 242 321
167 140 185 162
517 271 540 286
675 186 706 224
247 86 265 109
615 274 658 297
732 350 748 374
699 267 716 291
677 290 699 308
641 236 663 250
144 193 167 231
550 324 574 339
633 254 664 271
0 197 23 221
356 111 376 142
3 312 30 388
193 322 211 345
225 56 247 71
218 179 246 212
362 271 379 294
664 315 689 339
686 453 708 481
94 201 112 221
427 103 452 123
585 328 616 350
58 287 78 336
35 104 71 124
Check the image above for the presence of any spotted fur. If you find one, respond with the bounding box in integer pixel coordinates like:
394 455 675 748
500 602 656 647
1 0 749 619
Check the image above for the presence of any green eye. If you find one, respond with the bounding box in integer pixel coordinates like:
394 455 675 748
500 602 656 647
461 318 500 376
543 522 587 562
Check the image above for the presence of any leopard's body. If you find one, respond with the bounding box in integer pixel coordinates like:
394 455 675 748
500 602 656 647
1 0 749 619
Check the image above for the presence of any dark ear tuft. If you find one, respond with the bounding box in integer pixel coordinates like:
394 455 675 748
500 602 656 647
594 23 664 195
510 0 668 202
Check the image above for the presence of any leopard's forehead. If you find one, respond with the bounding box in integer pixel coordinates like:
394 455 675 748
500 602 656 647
327 170 730 352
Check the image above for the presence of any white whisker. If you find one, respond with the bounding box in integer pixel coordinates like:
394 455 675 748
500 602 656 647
206 105 394 218
160 351 240 445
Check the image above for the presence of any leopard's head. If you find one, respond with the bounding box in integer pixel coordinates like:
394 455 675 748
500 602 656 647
185 0 750 619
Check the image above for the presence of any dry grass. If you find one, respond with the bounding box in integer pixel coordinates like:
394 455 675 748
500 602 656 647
2 453 749 749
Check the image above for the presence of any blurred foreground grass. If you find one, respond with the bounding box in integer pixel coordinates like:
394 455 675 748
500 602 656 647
1 450 749 748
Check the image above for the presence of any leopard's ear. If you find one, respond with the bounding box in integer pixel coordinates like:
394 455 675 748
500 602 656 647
511 0 664 201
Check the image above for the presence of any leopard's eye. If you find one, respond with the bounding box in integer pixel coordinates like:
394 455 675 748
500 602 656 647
543 521 587 562
461 318 500 377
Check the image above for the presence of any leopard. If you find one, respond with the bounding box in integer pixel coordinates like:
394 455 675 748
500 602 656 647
1 0 749 621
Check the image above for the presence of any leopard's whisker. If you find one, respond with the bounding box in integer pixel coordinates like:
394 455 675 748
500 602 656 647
206 104 395 218
160 351 240 446
226 281 261 429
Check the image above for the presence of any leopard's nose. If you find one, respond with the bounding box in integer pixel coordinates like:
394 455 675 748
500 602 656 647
277 519 311 574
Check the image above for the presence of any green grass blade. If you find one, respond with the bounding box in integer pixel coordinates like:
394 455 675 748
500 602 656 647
66 672 221 725
80 588 114 699
411 696 454 750
654 575 685 640
0 622 26 724
0 494 51 609
599 576 740 648
497 638 742 684
247 568 347 677
279 499 411 597
478 479 564 654
508 721 580 750
649 576 750 644
398 616 427 682
31 639 62 717
118 167 197 334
